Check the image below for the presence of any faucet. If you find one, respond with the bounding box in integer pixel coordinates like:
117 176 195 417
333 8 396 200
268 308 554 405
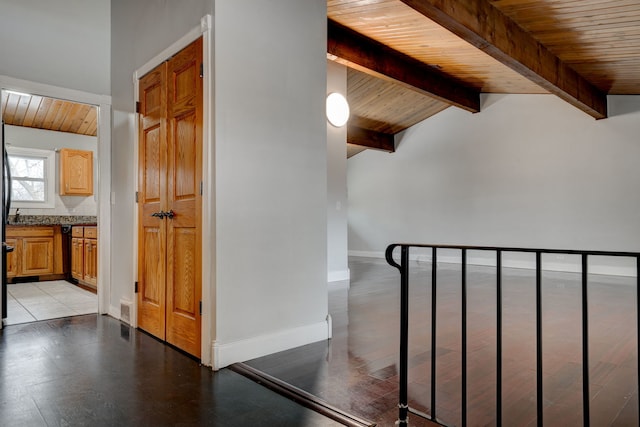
14 208 20 223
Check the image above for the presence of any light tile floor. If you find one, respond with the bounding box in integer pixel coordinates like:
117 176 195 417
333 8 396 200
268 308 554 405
5 280 97 325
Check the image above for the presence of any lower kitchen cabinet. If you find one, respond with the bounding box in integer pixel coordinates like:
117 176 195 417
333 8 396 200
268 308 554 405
71 226 98 288
6 226 63 280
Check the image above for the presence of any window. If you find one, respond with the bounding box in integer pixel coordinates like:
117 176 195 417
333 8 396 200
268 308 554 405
7 147 56 208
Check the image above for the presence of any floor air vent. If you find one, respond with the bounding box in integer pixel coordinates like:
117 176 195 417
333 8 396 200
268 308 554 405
120 300 132 325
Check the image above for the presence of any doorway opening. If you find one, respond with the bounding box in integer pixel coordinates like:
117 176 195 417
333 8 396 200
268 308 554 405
1 89 105 326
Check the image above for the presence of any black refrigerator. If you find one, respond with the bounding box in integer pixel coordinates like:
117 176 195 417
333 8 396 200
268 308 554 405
2 121 13 321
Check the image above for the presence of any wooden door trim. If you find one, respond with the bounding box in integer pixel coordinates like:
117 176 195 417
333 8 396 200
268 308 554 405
132 15 214 365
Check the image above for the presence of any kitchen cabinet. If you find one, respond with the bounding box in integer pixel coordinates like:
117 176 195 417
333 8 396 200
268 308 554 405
6 226 63 279
5 237 18 278
71 226 98 288
60 148 93 196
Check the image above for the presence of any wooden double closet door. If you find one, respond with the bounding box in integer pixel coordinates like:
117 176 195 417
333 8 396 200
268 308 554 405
137 37 203 358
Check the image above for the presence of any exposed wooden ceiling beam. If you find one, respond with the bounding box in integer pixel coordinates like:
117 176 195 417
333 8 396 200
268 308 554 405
328 19 480 113
347 122 395 153
399 0 608 119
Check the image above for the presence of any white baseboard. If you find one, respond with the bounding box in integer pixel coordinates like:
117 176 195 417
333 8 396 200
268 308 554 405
328 279 349 291
349 250 385 259
212 319 330 370
350 249 636 277
328 269 350 282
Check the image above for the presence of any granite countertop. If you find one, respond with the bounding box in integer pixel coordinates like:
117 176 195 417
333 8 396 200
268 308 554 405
7 215 97 226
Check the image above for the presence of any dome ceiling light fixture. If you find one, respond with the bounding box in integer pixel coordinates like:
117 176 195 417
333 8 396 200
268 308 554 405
326 92 350 128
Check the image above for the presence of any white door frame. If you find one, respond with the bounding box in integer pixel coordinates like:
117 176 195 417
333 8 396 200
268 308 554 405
0 74 112 322
132 15 214 366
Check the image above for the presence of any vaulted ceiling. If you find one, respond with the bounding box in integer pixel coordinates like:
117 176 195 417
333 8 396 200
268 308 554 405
329 0 640 157
2 2 638 155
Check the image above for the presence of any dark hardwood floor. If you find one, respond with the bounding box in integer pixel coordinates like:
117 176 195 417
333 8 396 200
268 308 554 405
0 315 343 426
247 256 639 427
2 257 636 426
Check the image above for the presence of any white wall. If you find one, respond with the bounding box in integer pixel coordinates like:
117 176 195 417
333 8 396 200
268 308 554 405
5 125 98 216
327 61 349 284
213 0 328 367
111 0 329 368
0 0 110 95
348 94 640 275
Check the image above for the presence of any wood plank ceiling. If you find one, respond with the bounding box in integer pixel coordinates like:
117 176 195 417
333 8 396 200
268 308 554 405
329 0 640 156
2 92 97 136
491 0 640 94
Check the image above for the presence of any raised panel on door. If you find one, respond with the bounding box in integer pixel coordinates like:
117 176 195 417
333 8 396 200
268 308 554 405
166 228 199 353
138 226 165 338
137 62 168 339
21 237 54 275
165 37 202 357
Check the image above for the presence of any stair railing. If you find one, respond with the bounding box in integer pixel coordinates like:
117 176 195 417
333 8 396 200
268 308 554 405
386 243 640 427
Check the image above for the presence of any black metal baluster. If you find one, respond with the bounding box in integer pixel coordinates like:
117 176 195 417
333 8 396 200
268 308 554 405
581 254 590 427
399 245 410 425
536 251 543 427
431 247 438 421
462 249 467 427
496 250 503 427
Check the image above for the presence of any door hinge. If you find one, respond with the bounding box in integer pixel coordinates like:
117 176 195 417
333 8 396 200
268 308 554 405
135 281 139 293
199 181 203 196
199 301 202 315
135 191 139 203
135 101 141 113
199 63 203 78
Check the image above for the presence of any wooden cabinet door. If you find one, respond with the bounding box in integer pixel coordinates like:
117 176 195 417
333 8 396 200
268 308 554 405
60 148 93 195
83 239 98 286
71 237 84 280
137 37 202 358
5 237 18 278
21 237 54 275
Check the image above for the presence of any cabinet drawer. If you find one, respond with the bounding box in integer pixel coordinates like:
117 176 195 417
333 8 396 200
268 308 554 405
7 226 54 238
84 227 97 239
72 227 84 238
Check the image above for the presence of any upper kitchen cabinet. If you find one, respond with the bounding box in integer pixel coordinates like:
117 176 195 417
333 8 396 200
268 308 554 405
60 148 93 196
